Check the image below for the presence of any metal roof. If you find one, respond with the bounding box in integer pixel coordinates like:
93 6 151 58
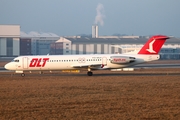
65 37 180 44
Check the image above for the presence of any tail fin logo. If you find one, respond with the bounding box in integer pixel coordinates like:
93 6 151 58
138 35 169 54
146 39 156 53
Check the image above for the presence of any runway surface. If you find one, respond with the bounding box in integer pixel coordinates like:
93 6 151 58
1 63 180 71
1 61 180 76
134 63 180 68
1 69 180 77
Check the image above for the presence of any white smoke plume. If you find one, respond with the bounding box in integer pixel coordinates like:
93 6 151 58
94 3 105 26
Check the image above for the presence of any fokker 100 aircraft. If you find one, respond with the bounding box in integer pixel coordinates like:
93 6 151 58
4 35 169 76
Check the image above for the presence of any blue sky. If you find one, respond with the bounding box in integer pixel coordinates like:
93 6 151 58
0 0 180 37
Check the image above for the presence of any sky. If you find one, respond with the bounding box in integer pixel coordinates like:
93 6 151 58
0 0 180 37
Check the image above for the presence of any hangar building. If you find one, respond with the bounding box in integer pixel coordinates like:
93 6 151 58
20 32 59 55
50 36 180 60
0 25 20 57
1 25 180 59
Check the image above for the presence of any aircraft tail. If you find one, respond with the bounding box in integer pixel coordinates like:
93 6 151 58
138 35 169 54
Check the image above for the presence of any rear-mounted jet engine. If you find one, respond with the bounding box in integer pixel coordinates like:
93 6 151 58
110 56 135 64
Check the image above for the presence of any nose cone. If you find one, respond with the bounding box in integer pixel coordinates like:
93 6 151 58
4 63 11 70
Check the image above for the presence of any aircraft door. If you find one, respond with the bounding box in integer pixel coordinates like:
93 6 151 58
102 57 107 66
23 57 28 69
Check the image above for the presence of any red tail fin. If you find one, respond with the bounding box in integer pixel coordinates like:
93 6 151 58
138 35 169 54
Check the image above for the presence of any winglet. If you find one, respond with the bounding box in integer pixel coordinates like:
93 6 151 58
138 35 169 54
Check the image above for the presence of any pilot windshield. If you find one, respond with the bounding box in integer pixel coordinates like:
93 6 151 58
12 59 19 62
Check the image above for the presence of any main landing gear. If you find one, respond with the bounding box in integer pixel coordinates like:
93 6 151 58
87 67 93 76
87 71 93 76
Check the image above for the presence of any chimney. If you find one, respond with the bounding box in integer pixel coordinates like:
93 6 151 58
92 25 98 38
95 25 98 38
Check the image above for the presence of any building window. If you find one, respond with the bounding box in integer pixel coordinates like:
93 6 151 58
7 38 13 56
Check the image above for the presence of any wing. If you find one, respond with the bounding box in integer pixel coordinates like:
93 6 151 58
72 63 103 68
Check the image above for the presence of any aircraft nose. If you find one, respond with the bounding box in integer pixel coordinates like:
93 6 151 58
4 63 11 70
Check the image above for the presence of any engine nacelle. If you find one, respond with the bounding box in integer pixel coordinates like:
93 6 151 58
110 56 135 64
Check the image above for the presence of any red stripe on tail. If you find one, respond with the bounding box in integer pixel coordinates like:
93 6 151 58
138 35 169 54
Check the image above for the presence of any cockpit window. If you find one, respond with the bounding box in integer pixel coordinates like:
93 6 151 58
12 59 19 62
15 60 19 62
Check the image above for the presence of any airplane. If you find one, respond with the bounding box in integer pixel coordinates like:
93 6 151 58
4 35 169 77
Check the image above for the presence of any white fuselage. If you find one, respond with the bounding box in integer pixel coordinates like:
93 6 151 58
5 54 159 71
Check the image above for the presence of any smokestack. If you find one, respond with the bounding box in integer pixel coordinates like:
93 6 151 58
92 25 95 38
92 25 98 38
92 3 104 38
95 25 98 38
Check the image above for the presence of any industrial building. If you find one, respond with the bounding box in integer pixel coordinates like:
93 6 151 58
50 36 180 59
20 33 59 55
0 25 20 57
50 25 180 59
0 25 60 56
1 25 180 59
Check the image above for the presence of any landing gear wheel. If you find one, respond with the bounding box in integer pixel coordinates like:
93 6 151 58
87 71 93 76
21 73 25 77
